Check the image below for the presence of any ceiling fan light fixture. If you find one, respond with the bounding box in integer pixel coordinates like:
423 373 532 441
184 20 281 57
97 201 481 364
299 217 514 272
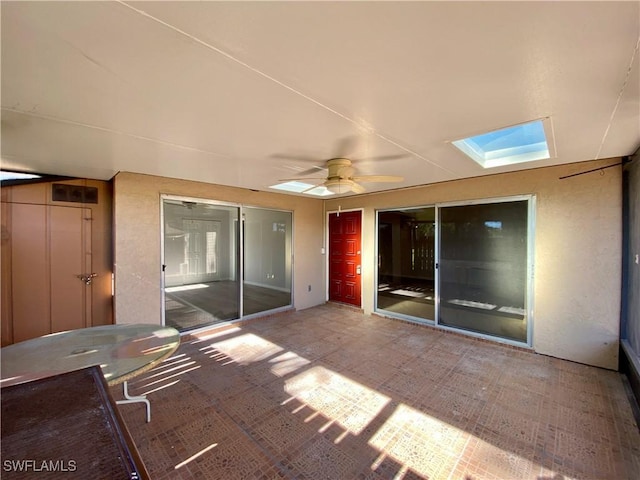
325 178 353 194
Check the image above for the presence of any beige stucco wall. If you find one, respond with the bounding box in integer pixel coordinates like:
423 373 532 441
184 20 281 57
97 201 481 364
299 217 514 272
113 172 325 327
325 158 623 370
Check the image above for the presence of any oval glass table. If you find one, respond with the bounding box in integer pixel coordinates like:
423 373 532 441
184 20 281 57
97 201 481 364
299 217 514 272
0 324 180 422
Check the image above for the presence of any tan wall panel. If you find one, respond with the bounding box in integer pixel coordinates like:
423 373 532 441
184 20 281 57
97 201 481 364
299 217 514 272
3 183 47 205
326 159 622 370
113 173 325 325
1 202 13 345
11 203 50 342
49 206 87 333
1 179 114 343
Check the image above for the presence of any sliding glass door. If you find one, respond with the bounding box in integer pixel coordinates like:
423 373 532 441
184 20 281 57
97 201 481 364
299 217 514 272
376 196 533 345
438 198 531 343
377 207 436 321
163 198 240 331
243 207 292 316
162 197 292 332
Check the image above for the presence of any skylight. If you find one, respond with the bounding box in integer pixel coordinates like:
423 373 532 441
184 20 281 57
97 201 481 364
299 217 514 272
1 171 42 182
269 181 334 196
452 118 554 168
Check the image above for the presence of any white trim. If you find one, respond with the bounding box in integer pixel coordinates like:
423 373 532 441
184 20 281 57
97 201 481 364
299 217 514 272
436 323 534 350
238 213 244 318
162 193 240 209
160 197 167 327
435 204 441 330
527 195 537 347
436 194 534 209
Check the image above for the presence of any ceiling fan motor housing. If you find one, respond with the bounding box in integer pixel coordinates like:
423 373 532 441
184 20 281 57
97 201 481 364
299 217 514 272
326 158 354 179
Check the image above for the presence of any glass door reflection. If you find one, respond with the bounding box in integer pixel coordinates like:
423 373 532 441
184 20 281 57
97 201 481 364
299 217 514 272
243 207 292 316
163 199 240 331
377 207 436 321
438 199 530 343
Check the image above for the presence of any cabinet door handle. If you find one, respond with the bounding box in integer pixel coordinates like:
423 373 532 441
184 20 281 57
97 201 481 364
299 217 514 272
77 273 98 285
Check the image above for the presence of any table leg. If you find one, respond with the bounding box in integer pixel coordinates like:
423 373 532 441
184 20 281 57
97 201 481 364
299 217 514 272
116 381 151 423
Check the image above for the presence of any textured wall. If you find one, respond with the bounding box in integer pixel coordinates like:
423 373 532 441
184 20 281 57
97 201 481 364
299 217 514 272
325 158 623 369
113 172 325 326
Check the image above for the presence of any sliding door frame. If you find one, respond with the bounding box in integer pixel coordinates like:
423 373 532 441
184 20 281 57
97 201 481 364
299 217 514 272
160 195 294 331
160 195 243 328
241 205 294 321
374 195 535 348
435 194 536 347
374 205 437 324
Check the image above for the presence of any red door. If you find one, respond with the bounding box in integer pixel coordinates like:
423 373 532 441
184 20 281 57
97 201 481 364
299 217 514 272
329 211 361 306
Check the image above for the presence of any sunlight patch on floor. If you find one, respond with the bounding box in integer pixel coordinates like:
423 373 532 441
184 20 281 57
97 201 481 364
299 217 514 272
165 283 209 293
191 326 242 342
368 403 469 479
207 333 283 365
174 442 218 470
269 351 311 377
285 365 390 436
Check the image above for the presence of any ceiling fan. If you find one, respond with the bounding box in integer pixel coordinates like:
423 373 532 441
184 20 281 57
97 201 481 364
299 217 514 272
280 157 404 194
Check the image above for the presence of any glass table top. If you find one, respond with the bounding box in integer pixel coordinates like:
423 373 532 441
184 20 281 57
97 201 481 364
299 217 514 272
1 324 180 387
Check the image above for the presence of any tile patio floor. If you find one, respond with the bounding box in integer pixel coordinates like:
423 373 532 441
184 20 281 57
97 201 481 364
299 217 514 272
113 304 640 479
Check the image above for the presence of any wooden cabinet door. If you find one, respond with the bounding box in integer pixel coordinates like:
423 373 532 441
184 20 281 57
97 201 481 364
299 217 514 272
1 203 92 344
50 205 92 334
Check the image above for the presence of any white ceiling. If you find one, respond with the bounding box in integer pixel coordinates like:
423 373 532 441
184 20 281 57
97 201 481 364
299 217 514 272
1 1 639 197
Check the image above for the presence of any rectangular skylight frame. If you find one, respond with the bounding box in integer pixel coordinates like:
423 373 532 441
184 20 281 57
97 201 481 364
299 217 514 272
269 181 334 196
452 117 555 169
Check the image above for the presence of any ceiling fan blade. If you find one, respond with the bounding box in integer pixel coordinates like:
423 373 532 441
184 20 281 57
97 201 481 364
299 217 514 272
298 166 327 176
350 182 366 194
364 154 409 162
270 153 319 162
352 175 404 183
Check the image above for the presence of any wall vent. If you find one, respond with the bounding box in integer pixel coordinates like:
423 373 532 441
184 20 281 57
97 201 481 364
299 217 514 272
52 184 98 204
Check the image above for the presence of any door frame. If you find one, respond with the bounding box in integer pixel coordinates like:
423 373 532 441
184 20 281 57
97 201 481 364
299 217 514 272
160 194 295 330
434 194 536 348
325 208 364 307
372 195 535 348
160 194 242 327
374 205 437 323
